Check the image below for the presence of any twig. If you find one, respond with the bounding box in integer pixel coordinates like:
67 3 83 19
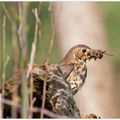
1 3 13 22
38 3 45 63
2 55 10 90
26 8 40 118
18 3 28 62
0 97 20 108
40 76 47 118
26 8 40 79
31 8 47 118
11 23 19 118
29 97 36 118
4 56 10 69
29 97 36 110
1 15 7 118
2 15 6 89
0 96 65 118
18 3 24 52
18 3 28 118
12 23 19 72
0 14 10 119
29 107 67 118
47 3 55 62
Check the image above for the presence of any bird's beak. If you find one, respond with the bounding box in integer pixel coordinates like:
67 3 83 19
87 50 94 61
88 49 104 61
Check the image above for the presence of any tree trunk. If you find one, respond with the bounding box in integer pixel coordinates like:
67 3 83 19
53 2 119 118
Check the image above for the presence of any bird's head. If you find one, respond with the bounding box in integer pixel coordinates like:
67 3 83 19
60 44 107 64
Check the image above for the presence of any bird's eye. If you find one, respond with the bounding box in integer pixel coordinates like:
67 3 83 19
82 49 86 53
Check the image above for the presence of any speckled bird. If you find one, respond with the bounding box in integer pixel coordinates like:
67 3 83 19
2 44 106 118
57 44 105 95
3 44 105 96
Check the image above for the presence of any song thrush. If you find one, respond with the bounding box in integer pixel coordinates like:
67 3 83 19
57 44 105 95
2 44 105 96
1 44 106 118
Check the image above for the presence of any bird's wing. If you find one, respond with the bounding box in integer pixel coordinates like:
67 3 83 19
57 63 74 79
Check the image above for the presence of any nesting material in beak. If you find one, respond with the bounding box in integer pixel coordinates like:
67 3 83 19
89 49 113 61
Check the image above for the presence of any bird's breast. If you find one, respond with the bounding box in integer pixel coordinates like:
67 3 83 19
66 63 87 95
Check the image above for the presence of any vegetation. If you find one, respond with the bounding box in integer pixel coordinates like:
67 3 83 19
0 2 120 118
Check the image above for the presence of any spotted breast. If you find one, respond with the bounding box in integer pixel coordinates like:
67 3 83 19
66 62 87 95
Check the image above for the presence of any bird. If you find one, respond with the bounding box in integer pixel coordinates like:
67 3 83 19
1 44 106 118
3 44 105 96
57 44 105 95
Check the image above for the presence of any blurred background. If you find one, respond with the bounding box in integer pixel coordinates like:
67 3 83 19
0 2 120 118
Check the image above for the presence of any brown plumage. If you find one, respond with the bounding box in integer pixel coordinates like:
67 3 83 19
58 44 104 95
1 44 105 118
3 44 105 96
